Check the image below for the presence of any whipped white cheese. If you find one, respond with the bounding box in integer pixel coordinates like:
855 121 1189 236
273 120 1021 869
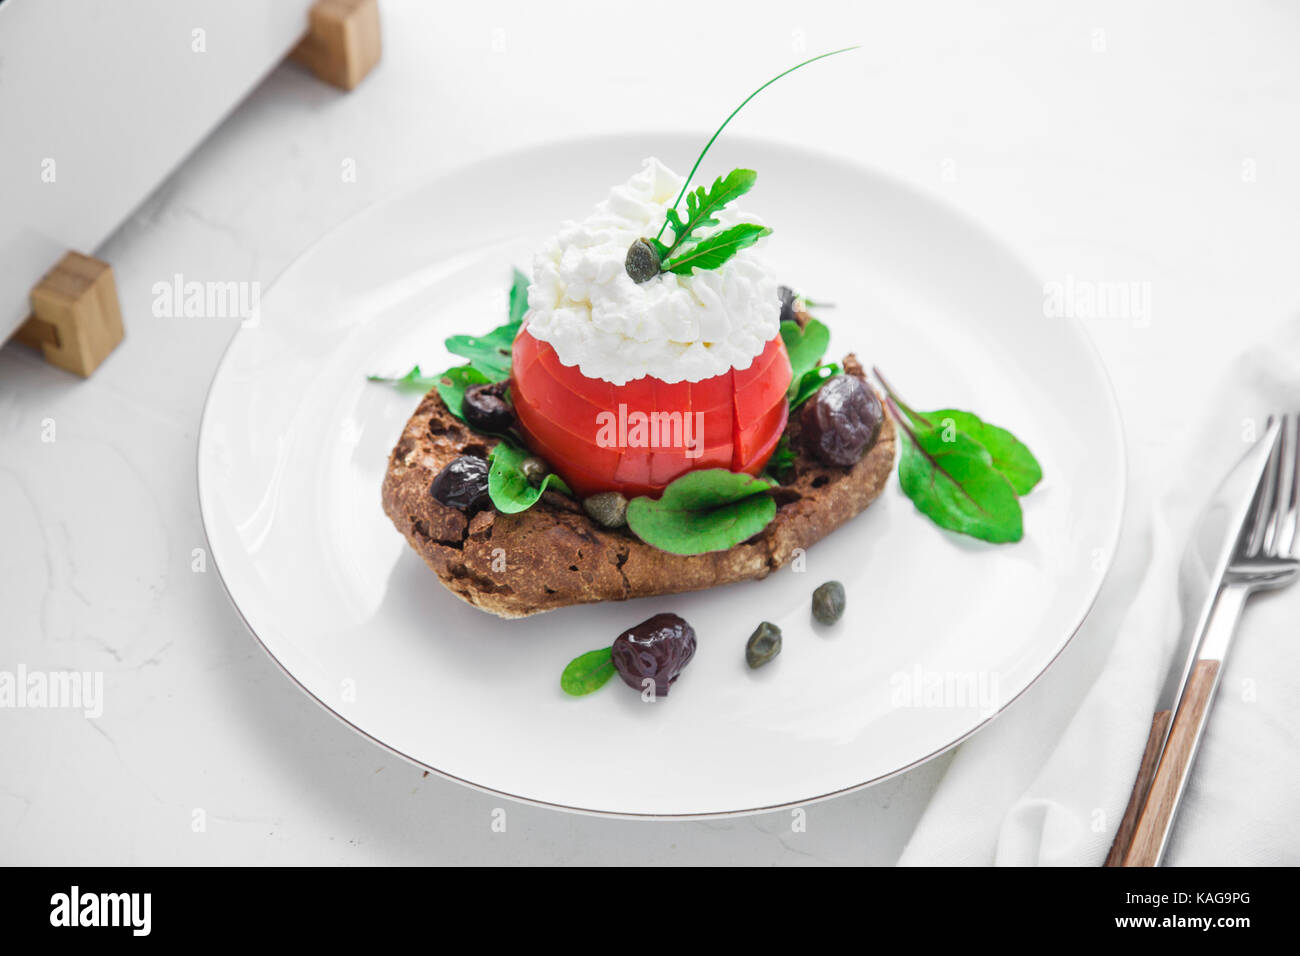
523 158 780 385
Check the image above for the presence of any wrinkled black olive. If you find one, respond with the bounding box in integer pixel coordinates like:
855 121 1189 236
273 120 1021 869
812 581 846 625
611 612 696 697
624 238 661 284
582 491 628 528
799 375 883 466
430 455 491 512
461 381 514 434
746 621 782 669
778 285 798 324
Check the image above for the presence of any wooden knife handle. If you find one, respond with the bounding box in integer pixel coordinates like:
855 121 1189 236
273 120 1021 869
1122 659 1222 867
1104 709 1171 866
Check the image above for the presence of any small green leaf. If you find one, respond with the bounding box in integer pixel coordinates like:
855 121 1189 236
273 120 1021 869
658 168 758 259
763 435 797 482
488 442 571 514
897 422 1023 543
368 365 442 392
432 365 491 420
442 270 527 380
626 469 777 556
918 409 1042 496
508 268 530 324
445 320 519 381
561 646 616 696
661 223 771 275
780 317 831 397
375 270 526 406
788 363 841 409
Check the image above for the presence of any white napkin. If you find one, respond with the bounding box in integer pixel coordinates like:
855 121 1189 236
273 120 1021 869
898 318 1300 866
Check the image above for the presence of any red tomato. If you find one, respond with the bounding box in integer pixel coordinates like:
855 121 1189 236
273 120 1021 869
735 396 790 467
509 328 791 498
536 339 614 409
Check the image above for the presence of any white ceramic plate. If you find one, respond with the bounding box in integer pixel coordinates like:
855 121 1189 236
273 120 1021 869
198 135 1125 817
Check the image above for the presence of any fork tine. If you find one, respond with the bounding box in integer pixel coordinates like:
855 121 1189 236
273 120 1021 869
1280 414 1300 558
1245 416 1282 557
1262 415 1290 556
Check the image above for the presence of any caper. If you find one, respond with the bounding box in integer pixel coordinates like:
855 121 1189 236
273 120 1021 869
745 621 782 669
812 580 846 624
583 491 628 528
520 456 549 487
624 238 661 284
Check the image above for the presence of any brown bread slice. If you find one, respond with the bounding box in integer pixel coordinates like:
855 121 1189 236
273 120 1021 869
381 354 896 618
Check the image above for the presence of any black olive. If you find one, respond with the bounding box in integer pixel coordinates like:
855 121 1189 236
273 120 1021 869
799 375 883 467
778 285 798 324
461 381 514 434
624 238 661 284
812 581 846 625
611 612 696 697
745 621 782 668
429 455 491 512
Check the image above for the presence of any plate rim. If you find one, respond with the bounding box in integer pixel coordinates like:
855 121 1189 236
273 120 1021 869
196 132 1128 819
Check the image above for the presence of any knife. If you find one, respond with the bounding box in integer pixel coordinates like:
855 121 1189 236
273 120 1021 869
1103 418 1282 866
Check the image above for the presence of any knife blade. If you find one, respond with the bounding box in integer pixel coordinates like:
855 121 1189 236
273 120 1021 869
1104 417 1281 865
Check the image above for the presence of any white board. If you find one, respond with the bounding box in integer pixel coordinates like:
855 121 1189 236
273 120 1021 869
0 0 315 341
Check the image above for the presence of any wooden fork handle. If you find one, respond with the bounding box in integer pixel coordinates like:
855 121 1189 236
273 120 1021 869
1122 659 1222 866
1104 709 1171 866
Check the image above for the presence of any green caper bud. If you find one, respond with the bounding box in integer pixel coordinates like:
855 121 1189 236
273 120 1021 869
583 491 628 528
745 621 782 669
520 456 549 487
624 238 661 284
811 580 846 625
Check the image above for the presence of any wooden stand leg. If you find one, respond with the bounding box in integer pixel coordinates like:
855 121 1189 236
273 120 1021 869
17 252 125 378
291 0 382 91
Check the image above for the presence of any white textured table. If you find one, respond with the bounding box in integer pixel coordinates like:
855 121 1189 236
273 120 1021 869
3 0 1297 865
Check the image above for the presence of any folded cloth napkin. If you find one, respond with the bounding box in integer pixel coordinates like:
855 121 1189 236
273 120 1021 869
898 318 1300 866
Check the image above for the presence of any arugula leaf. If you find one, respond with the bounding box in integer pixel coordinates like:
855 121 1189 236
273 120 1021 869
913 409 1041 496
896 419 1024 543
661 224 771 275
626 469 777 556
654 46 859 252
445 320 518 381
373 270 528 412
488 441 571 514
655 168 757 259
561 646 616 696
367 365 442 392
443 269 529 380
788 363 841 410
780 317 831 398
508 268 529 324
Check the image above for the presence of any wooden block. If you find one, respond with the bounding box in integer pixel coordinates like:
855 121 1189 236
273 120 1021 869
291 0 382 91
22 252 125 377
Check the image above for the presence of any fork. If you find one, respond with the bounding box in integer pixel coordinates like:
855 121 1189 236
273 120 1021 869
1123 413 1300 866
